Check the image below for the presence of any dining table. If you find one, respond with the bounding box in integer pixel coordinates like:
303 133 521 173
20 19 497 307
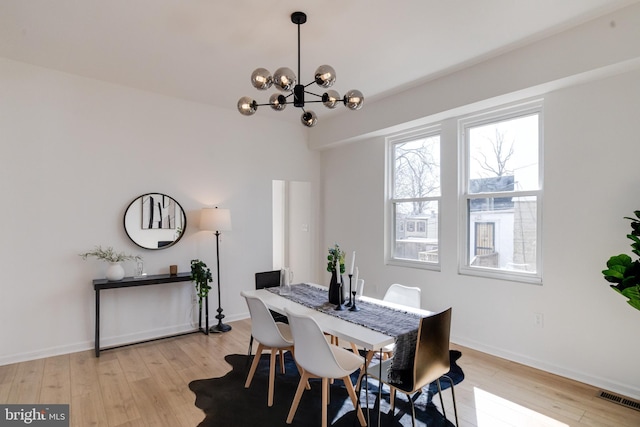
242 282 433 425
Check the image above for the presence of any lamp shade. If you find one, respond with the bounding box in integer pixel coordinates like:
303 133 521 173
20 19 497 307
200 207 232 232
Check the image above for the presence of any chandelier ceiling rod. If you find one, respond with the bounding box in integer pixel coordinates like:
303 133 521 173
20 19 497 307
294 11 302 85
237 11 364 128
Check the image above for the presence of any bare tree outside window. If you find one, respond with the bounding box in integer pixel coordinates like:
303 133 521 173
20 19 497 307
391 134 440 264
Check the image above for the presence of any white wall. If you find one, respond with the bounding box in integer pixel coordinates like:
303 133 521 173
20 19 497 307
0 57 321 364
318 7 640 401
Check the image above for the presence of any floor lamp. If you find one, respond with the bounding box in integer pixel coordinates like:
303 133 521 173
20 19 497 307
200 207 232 333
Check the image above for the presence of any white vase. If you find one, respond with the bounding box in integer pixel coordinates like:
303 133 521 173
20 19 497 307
106 262 125 281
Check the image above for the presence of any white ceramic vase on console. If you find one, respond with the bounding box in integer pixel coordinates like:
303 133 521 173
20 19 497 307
106 262 125 281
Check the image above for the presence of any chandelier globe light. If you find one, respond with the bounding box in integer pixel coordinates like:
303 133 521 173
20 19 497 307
237 11 364 127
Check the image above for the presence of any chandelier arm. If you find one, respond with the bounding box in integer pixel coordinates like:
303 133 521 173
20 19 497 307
252 102 280 107
254 99 327 107
304 90 324 98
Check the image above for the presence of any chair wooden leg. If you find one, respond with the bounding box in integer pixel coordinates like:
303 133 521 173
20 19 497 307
287 371 310 424
342 376 367 427
322 377 329 427
245 343 264 388
390 387 396 410
350 342 359 353
268 349 277 406
290 348 311 390
279 349 285 373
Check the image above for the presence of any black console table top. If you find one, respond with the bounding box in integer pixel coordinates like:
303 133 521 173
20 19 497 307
93 272 192 290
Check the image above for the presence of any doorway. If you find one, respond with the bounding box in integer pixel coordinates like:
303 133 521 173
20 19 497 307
272 180 312 282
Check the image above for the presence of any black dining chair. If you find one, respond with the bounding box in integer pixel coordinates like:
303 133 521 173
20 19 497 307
247 270 288 356
367 307 458 427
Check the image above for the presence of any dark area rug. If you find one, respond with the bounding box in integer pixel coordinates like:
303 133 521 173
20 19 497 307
189 350 464 427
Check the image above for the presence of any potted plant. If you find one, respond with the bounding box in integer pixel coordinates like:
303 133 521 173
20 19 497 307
602 211 640 311
190 259 212 303
80 245 142 281
191 259 212 332
327 244 345 304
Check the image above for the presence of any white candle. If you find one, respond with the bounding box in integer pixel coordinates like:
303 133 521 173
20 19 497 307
350 251 356 275
354 267 359 289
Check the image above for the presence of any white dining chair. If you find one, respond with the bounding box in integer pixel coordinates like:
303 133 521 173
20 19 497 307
285 309 367 427
242 291 297 407
383 283 422 308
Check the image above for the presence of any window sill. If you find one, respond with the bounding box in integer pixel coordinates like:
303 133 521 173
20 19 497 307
458 265 542 285
387 258 441 271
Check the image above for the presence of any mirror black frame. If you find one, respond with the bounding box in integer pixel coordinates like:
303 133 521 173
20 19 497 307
123 193 187 250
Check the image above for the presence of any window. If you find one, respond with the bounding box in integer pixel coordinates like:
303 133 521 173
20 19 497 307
460 102 542 283
388 128 441 266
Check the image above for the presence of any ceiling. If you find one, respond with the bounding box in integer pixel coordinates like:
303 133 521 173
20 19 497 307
1 0 637 121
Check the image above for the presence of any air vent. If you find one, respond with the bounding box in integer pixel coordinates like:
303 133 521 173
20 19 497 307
598 391 640 412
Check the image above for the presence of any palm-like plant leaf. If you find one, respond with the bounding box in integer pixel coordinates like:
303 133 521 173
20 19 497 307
602 212 640 312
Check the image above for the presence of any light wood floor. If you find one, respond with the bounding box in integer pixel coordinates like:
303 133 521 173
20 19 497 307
1 318 638 427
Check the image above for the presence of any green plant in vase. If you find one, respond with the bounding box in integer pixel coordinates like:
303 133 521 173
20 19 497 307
602 211 640 311
190 259 212 305
191 259 213 333
327 244 346 274
327 244 346 305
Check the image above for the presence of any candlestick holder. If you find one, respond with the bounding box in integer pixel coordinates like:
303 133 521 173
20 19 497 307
349 289 360 311
334 280 346 311
345 274 353 307
349 278 360 312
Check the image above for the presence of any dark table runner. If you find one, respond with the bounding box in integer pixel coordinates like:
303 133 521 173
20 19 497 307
267 283 422 384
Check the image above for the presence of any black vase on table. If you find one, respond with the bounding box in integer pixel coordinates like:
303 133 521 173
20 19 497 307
328 270 344 305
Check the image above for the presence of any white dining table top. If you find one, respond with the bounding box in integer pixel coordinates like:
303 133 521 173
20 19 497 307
242 283 432 351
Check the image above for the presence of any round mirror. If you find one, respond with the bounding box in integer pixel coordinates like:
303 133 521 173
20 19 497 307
123 193 187 250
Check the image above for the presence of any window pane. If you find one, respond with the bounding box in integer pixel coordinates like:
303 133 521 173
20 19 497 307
468 196 537 272
468 114 538 193
394 136 440 199
394 201 438 262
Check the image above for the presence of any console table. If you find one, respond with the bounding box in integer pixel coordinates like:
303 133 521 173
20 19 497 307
93 272 208 357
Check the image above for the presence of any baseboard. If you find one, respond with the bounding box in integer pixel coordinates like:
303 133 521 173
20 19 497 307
452 335 640 401
0 322 198 366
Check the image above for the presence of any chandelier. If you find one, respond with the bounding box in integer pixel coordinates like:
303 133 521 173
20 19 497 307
237 11 364 127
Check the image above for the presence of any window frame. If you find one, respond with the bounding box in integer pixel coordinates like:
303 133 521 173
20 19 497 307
458 100 544 284
386 125 442 270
